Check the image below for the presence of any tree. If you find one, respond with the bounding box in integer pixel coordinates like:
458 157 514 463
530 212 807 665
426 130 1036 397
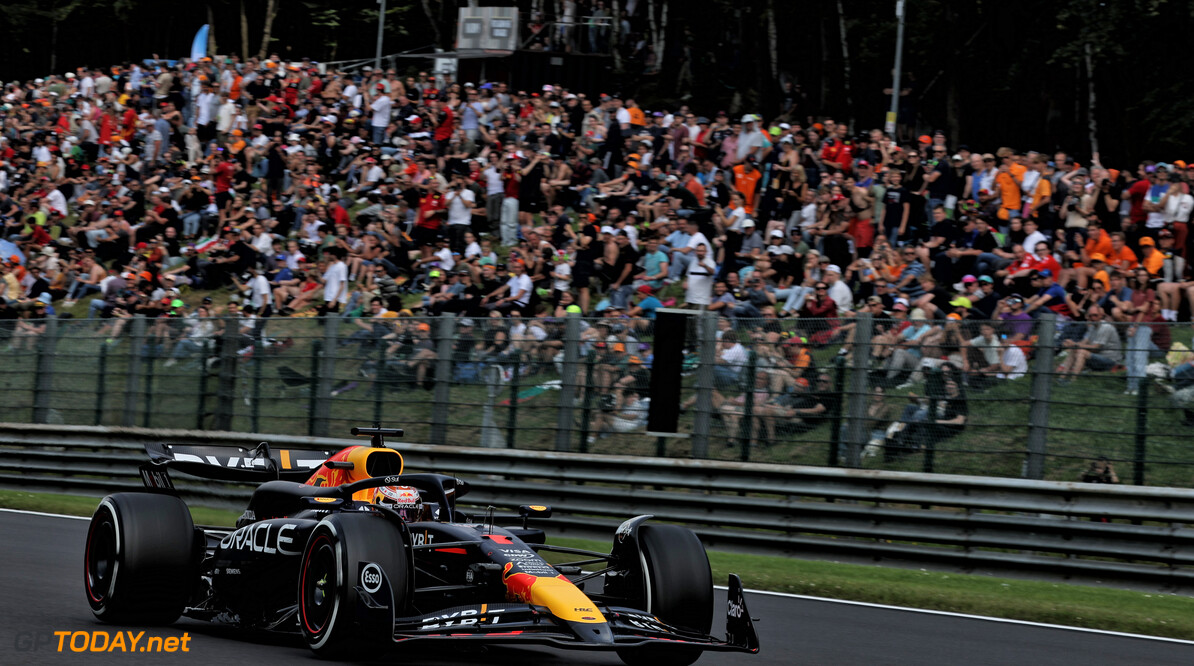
257 0 279 60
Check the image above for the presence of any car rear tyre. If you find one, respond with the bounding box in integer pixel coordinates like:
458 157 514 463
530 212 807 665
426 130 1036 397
84 493 198 625
298 512 409 659
617 524 713 666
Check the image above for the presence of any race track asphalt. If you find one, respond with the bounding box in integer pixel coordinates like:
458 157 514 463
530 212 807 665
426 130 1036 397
2 510 1191 665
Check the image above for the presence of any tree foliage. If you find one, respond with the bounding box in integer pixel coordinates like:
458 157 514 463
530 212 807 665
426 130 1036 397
2 0 1193 162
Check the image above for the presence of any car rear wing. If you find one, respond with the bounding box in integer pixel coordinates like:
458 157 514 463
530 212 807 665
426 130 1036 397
144 441 335 483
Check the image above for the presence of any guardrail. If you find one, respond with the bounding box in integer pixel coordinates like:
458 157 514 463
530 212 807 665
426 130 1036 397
3 424 1193 587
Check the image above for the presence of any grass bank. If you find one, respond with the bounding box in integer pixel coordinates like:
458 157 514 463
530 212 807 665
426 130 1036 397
6 489 1192 640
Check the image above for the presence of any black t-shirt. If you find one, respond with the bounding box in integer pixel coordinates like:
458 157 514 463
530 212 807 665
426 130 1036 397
927 286 953 313
901 164 927 193
934 395 968 433
576 223 602 262
478 276 505 298
229 240 256 271
926 160 952 198
883 187 909 229
928 220 958 249
607 244 641 284
972 230 1000 253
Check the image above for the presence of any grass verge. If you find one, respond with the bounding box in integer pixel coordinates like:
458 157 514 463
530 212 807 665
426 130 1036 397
5 489 1192 639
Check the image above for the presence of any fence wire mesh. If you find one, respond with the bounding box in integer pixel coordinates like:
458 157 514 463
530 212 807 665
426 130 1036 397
5 311 1194 486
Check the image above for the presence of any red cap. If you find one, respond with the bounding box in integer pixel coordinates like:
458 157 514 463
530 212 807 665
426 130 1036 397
113 210 124 216
135 242 148 250
918 135 932 144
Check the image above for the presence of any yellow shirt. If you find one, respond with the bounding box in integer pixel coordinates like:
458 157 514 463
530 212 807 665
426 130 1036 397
2 273 19 301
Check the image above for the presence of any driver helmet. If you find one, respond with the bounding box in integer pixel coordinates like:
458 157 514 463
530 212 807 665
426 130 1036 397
372 485 424 522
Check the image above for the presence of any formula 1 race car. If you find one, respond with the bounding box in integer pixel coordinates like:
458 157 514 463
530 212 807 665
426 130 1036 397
84 427 760 664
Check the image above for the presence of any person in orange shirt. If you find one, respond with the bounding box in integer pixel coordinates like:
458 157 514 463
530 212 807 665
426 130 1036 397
1139 237 1164 276
1026 155 1053 221
1086 253 1111 290
1104 232 1139 272
625 98 646 130
1082 220 1113 260
732 157 762 215
994 147 1025 221
682 165 706 207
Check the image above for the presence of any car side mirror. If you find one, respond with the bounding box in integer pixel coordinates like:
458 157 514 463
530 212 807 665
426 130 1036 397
518 504 552 529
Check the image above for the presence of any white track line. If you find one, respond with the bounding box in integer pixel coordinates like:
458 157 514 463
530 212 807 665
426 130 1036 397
0 507 90 520
715 585 1194 645
5 508 1187 645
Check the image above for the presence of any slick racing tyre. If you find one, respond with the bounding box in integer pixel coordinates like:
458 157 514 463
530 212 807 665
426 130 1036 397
617 524 713 666
84 493 198 625
298 512 410 659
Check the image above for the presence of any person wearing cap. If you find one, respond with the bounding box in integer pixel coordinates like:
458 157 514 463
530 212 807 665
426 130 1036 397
1023 269 1075 318
730 156 763 216
627 284 662 334
483 259 532 314
1056 305 1122 384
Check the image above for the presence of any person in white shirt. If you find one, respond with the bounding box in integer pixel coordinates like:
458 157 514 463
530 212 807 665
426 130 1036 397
483 156 505 228
79 72 96 99
444 175 476 252
463 232 483 262
550 254 572 299
195 85 217 141
320 248 349 314
216 95 237 142
997 343 1028 380
357 158 385 193
824 264 854 315
669 218 710 280
1021 219 1048 258
244 267 274 314
684 243 717 306
485 260 532 313
369 86 393 145
43 187 68 216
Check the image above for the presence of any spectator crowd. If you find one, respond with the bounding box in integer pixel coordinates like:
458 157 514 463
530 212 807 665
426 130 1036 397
2 51 1194 449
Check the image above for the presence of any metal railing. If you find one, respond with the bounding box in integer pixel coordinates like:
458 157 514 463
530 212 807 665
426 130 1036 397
2 424 1194 586
2 312 1192 486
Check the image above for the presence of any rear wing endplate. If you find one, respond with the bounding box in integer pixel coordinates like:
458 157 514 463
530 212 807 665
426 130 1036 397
144 442 334 483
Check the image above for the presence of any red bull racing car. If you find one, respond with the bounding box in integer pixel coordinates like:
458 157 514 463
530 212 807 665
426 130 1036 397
83 427 760 664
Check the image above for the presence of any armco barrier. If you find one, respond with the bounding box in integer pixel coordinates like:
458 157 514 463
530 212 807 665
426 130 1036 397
2 423 1193 586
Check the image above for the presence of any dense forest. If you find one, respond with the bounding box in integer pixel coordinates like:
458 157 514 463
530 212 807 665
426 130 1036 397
3 0 1193 165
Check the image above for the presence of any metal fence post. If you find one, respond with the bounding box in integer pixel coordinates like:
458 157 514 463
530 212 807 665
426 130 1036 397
1025 312 1057 479
32 315 59 424
94 341 108 426
122 315 147 427
429 315 455 446
578 352 597 452
738 351 758 461
554 314 581 452
212 316 239 431
1134 383 1149 486
506 355 521 449
195 340 211 430
372 339 387 426
827 355 848 467
142 350 156 428
843 312 874 468
307 339 321 436
691 311 718 458
312 316 339 437
251 327 264 433
481 365 503 448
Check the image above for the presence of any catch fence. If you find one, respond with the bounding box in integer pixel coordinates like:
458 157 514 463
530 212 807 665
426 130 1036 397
2 311 1192 486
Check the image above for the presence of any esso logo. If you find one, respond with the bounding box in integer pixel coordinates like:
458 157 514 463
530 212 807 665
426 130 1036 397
360 563 383 593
